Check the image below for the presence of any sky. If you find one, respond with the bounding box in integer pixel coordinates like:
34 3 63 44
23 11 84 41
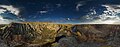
0 0 120 24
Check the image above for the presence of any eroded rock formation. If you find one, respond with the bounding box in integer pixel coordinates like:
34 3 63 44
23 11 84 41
0 23 120 47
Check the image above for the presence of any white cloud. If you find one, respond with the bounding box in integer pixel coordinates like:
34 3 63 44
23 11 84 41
76 4 83 11
80 4 120 24
56 4 61 7
39 11 48 14
66 18 70 20
102 5 120 14
0 5 20 16
0 16 14 24
0 16 4 20
0 9 6 14
0 5 23 24
76 1 87 11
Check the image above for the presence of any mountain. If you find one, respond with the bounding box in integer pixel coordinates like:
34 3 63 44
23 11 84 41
0 22 120 47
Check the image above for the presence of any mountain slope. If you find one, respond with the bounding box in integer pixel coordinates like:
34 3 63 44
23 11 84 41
0 23 120 47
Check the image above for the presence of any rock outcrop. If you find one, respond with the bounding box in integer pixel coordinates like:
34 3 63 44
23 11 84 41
0 22 120 47
0 22 72 47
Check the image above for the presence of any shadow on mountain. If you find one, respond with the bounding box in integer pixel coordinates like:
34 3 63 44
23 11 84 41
0 22 120 47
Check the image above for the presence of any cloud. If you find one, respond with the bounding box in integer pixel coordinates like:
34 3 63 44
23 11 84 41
0 16 17 24
102 5 120 13
56 4 61 7
0 9 6 14
0 5 24 24
75 1 87 11
0 5 20 16
76 4 83 11
39 11 48 14
0 16 22 24
79 4 120 24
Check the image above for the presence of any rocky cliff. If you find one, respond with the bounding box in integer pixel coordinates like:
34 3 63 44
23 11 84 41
0 23 120 47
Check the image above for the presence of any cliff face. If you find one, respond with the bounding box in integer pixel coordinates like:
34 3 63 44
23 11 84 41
0 23 120 47
0 22 72 47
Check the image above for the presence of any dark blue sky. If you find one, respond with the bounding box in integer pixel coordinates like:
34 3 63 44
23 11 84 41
0 0 120 24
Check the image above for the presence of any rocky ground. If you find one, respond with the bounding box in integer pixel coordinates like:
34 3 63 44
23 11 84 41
0 22 120 47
